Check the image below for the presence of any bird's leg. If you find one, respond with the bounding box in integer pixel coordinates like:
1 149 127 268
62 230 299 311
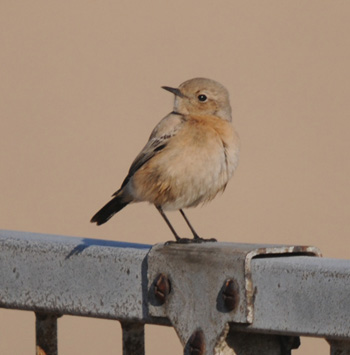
156 206 216 243
179 209 217 243
179 209 200 239
156 205 180 240
156 206 193 243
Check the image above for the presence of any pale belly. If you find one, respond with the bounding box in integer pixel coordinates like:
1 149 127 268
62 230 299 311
130 131 239 210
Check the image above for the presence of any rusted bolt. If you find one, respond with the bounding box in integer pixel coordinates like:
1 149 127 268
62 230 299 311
222 278 239 311
154 273 171 304
188 329 205 355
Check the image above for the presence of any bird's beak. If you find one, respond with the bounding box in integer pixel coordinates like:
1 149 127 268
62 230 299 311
162 86 185 98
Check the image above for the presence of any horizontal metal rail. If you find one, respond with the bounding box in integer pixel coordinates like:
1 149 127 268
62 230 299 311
0 229 157 323
245 256 350 339
1 229 350 354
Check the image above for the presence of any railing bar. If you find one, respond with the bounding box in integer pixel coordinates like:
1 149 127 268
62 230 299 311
121 322 145 355
327 339 350 355
35 313 58 355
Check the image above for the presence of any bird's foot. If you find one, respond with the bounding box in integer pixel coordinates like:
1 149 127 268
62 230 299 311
193 237 217 243
165 238 192 245
165 237 217 245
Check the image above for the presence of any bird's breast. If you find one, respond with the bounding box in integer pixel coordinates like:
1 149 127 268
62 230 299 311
131 115 240 210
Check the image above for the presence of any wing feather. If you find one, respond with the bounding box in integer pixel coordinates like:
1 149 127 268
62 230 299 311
116 113 185 192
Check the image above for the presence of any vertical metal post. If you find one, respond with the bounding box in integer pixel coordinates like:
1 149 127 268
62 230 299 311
35 313 58 355
216 328 300 355
328 339 350 355
121 322 145 355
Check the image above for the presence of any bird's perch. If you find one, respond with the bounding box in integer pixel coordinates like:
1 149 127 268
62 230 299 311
1 230 350 354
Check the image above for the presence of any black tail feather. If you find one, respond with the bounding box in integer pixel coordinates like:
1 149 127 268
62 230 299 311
90 195 129 226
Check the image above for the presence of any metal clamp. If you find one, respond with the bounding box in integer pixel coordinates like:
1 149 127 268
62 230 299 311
147 242 321 354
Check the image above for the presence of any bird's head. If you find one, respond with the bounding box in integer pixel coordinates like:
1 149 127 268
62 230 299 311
162 78 232 122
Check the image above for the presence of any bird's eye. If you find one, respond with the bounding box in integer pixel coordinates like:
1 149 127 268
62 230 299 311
198 94 207 102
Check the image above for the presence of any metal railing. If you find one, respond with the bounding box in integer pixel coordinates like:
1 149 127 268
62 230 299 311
1 229 350 354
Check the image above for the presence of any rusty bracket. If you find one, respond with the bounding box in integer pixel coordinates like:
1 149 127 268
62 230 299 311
147 242 321 354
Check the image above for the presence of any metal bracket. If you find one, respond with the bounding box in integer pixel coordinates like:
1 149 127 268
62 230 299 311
147 242 321 354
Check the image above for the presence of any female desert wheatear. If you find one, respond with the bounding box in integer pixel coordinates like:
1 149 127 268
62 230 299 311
91 78 240 243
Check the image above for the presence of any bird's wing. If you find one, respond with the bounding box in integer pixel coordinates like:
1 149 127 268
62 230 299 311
116 113 185 192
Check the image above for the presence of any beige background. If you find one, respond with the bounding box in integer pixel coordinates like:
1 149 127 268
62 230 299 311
1 1 349 354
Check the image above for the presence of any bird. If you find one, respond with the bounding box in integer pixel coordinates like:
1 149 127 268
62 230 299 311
91 77 240 243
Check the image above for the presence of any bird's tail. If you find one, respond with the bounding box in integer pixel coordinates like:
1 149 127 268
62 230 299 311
90 192 130 226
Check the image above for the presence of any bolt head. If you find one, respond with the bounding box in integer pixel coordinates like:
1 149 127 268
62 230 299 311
154 273 171 304
222 278 239 311
188 329 205 355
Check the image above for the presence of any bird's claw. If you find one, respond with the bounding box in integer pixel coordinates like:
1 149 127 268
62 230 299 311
193 237 217 243
165 237 217 245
